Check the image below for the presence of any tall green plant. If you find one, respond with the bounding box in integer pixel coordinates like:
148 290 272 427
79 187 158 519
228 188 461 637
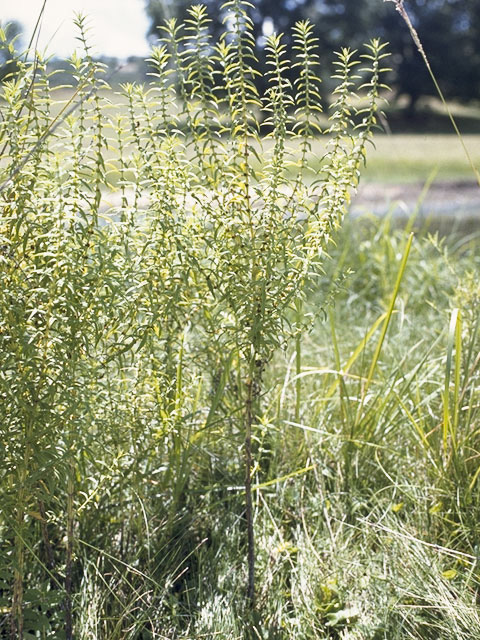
0 3 388 634
0 20 155 638
155 0 389 607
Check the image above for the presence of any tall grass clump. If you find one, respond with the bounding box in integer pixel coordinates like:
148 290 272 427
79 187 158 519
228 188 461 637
0 2 390 637
299 212 480 639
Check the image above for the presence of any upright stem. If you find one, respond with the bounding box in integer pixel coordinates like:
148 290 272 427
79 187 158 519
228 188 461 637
38 499 56 580
245 374 255 607
295 299 303 424
12 501 25 640
11 423 33 640
65 463 74 639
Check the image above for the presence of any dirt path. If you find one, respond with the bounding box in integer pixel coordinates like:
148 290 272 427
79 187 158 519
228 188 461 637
102 180 480 223
352 180 480 219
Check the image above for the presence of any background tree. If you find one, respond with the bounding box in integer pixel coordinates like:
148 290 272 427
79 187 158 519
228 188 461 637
0 21 22 83
376 0 480 115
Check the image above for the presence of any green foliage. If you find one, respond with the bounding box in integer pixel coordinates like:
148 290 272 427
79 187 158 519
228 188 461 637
0 2 392 636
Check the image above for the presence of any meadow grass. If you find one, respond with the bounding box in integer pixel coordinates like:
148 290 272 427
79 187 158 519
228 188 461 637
152 210 480 639
362 134 480 182
2 4 480 638
3 203 479 639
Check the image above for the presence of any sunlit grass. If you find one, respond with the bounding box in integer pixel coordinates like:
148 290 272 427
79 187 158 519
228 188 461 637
362 133 480 182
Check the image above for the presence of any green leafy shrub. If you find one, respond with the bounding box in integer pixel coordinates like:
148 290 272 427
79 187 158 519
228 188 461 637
0 2 388 636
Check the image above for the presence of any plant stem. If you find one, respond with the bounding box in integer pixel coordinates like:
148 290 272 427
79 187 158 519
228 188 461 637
245 373 255 607
11 422 33 640
65 464 74 640
12 506 25 640
38 500 56 580
295 300 303 424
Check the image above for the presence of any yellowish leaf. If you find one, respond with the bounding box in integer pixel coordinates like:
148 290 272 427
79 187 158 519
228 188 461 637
442 569 457 580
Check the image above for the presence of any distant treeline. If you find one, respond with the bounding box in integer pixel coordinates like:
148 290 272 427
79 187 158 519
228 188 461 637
2 1 479 114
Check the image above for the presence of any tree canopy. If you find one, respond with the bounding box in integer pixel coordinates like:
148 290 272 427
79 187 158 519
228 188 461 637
0 21 22 83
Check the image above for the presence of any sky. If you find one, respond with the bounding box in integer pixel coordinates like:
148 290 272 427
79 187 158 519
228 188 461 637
1 0 152 60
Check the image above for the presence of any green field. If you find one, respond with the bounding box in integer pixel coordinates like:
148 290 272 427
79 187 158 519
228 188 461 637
363 133 480 182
